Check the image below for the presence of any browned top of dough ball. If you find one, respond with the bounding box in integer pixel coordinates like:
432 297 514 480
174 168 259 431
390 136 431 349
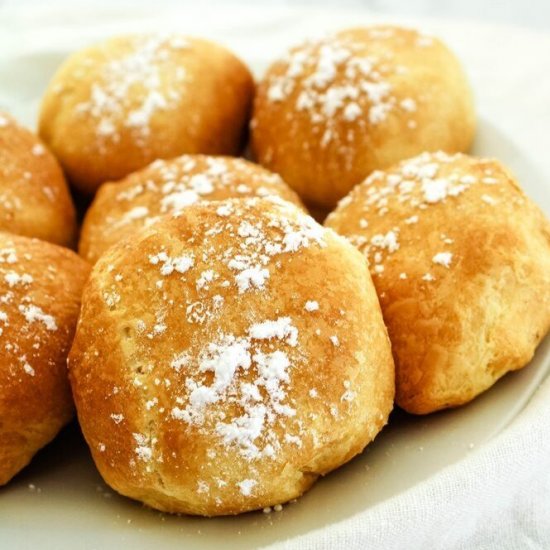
39 34 254 194
79 155 303 263
69 198 394 515
326 152 550 413
0 232 90 485
0 112 77 247
252 26 475 208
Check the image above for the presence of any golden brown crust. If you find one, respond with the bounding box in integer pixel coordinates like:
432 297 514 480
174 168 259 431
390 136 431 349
79 155 303 263
252 25 475 209
0 112 77 247
325 152 550 414
0 233 90 485
69 197 394 515
39 34 254 195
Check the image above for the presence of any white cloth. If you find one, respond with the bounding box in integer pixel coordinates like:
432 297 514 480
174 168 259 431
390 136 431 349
0 4 549 548
265 376 550 549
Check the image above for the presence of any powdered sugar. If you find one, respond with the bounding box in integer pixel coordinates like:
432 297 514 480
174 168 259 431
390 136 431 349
95 156 292 248
249 317 298 347
73 34 189 147
170 352 190 372
237 479 257 496
0 248 18 264
235 266 270 293
171 318 297 460
133 433 153 462
422 179 450 203
261 27 427 150
31 143 46 156
117 206 149 226
400 98 417 112
370 231 399 253
110 413 124 424
304 300 319 312
19 304 57 331
149 251 194 275
432 252 453 268
0 240 63 383
4 272 33 287
21 357 35 376
327 152 504 282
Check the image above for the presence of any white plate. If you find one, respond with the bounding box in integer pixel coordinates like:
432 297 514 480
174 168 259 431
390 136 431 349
0 5 549 549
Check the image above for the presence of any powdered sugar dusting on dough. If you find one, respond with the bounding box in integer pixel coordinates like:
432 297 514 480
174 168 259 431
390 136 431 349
19 304 57 331
0 240 61 379
72 34 189 149
327 152 506 282
92 156 295 257
99 198 344 485
259 27 430 158
432 252 453 268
